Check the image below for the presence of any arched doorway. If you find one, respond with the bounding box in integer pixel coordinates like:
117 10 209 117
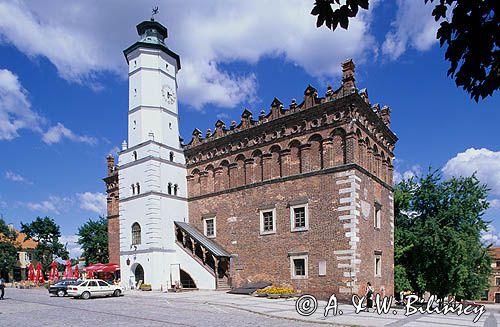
134 264 144 284
180 269 196 289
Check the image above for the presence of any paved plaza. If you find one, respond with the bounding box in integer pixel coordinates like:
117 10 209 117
0 288 499 326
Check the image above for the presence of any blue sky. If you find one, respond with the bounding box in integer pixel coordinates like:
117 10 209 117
0 0 498 257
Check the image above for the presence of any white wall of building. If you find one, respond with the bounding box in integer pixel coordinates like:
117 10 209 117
118 26 212 291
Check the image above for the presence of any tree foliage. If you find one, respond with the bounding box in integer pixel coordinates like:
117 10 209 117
21 216 68 273
77 217 108 265
311 0 499 101
394 170 492 301
0 218 19 276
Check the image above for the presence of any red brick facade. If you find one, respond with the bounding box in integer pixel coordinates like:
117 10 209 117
105 60 397 298
184 60 397 299
104 155 120 264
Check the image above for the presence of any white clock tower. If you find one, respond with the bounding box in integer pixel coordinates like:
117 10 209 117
118 18 189 291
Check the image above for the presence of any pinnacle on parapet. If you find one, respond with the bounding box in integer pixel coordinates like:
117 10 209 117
270 97 283 108
241 109 253 119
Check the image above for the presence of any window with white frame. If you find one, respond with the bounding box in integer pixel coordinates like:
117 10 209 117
132 222 141 245
260 208 276 234
290 254 308 279
290 204 308 231
374 202 381 229
203 217 216 238
374 253 382 277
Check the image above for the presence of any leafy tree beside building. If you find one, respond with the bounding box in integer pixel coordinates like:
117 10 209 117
0 218 19 280
21 216 68 273
77 217 108 265
394 171 492 301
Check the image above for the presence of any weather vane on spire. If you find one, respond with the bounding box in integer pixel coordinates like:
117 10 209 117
151 6 159 21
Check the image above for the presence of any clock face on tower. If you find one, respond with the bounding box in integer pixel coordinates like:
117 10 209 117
161 84 176 105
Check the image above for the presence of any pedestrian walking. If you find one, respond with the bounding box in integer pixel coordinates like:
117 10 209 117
0 277 5 300
365 282 374 312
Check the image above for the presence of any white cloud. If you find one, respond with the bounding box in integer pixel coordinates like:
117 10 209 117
0 68 97 144
490 199 500 209
77 192 106 215
481 224 500 246
394 164 422 184
442 148 500 195
0 68 45 140
0 1 379 110
5 170 32 184
60 234 83 259
42 122 97 145
382 0 439 60
25 195 73 215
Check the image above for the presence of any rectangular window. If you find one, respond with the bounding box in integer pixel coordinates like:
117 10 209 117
260 208 276 235
374 254 382 277
497 261 500 267
290 204 309 232
496 277 500 286
481 290 489 301
203 217 216 238
318 260 327 276
290 254 308 279
374 203 381 229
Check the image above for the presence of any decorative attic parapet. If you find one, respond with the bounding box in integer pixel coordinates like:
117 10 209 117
184 59 393 147
302 85 318 109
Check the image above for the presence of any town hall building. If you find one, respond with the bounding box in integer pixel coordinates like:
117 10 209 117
104 18 397 299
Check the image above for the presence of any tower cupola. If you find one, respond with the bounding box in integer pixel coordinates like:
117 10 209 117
136 20 168 44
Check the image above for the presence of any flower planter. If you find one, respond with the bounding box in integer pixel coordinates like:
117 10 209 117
140 286 152 291
255 292 268 297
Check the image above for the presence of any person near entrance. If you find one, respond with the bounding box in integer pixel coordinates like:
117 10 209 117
0 277 5 300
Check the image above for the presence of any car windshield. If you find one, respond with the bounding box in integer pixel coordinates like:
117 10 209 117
76 281 87 286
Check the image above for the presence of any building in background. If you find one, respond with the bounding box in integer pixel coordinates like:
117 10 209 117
105 18 397 299
483 247 500 303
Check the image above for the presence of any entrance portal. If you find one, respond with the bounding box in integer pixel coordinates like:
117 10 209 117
180 269 196 289
134 264 144 284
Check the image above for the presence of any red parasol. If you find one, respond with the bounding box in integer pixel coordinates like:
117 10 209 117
35 262 45 283
48 260 58 282
73 265 79 278
63 259 72 278
27 262 35 282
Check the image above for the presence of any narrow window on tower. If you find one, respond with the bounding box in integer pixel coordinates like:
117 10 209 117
290 254 308 279
260 208 276 235
131 184 135 195
374 202 382 229
374 251 382 277
167 183 172 195
203 217 216 238
131 223 141 245
174 184 178 196
290 203 309 232
136 183 140 195
169 151 174 162
133 151 137 161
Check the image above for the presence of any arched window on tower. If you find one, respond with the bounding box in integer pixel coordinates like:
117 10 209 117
133 151 138 161
136 183 140 194
169 151 174 162
131 223 141 245
131 184 136 195
174 184 178 196
168 183 172 195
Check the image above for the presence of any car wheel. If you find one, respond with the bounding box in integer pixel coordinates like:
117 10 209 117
57 290 65 297
113 289 121 297
81 291 91 300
